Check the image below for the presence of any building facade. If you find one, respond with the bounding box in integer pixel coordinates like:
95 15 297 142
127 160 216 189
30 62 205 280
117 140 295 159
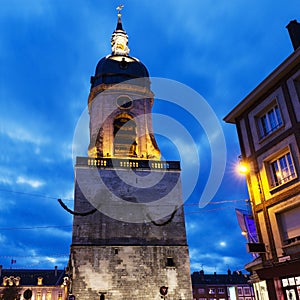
224 20 300 300
0 266 66 300
67 9 193 300
192 270 255 300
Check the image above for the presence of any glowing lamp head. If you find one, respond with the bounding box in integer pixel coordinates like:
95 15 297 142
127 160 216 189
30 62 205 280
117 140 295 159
238 161 249 174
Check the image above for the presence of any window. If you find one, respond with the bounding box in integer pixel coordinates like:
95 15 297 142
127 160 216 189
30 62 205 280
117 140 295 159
100 294 105 300
257 104 282 139
269 152 296 187
166 257 175 267
198 288 205 294
218 288 225 294
237 287 243 295
294 77 300 103
46 291 52 300
208 288 215 294
244 287 251 295
116 95 132 109
113 116 137 157
277 206 300 245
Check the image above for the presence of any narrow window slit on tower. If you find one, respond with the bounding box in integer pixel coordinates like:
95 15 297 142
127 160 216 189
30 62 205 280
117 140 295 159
166 257 175 267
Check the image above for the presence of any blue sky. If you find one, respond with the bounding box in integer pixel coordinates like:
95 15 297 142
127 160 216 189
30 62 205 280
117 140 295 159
0 0 299 273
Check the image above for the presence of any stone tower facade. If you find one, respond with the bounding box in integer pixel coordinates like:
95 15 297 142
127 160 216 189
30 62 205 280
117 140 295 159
68 9 193 300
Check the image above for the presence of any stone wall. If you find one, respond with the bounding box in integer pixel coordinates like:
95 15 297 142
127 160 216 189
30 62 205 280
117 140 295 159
70 245 192 300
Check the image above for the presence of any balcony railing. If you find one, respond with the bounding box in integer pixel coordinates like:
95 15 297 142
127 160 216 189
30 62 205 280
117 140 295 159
76 157 181 170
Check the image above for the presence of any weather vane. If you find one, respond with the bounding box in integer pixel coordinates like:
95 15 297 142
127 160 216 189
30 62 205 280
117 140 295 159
116 4 124 16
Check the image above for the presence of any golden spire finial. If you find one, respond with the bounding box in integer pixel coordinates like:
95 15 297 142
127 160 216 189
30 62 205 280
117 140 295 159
116 4 124 17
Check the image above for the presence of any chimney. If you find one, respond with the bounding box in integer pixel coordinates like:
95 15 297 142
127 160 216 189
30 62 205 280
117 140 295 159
286 20 300 50
54 266 58 277
0 265 2 277
199 269 204 281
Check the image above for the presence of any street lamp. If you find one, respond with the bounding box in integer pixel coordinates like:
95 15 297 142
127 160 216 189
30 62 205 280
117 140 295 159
237 155 249 175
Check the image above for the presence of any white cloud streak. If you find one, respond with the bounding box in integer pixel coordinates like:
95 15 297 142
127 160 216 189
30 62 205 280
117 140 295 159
16 176 44 189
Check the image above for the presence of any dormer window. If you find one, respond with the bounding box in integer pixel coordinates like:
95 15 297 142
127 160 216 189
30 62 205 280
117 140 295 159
37 277 43 286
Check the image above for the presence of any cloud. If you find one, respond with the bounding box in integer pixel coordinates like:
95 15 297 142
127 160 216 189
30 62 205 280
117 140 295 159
0 234 6 243
1 121 49 146
16 176 44 189
189 247 245 273
186 220 200 235
0 176 13 185
0 0 53 19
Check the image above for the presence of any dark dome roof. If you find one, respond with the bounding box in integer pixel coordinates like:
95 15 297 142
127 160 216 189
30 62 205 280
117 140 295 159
90 55 150 89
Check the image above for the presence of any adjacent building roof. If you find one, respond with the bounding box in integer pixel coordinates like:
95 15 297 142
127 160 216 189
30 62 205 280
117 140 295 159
191 270 250 285
224 46 300 124
0 268 66 286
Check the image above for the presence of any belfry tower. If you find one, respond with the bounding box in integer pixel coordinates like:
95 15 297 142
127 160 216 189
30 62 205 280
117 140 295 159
68 8 193 300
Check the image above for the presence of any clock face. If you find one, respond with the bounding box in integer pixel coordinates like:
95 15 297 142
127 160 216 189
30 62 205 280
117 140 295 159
117 96 132 109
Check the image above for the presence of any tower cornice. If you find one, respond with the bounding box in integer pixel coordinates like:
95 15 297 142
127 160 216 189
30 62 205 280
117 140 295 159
88 83 154 108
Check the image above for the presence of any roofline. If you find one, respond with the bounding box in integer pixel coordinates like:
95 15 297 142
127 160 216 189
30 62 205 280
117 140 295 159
224 47 300 124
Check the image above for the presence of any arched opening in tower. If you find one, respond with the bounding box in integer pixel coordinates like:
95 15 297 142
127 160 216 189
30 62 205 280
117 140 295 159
113 115 137 157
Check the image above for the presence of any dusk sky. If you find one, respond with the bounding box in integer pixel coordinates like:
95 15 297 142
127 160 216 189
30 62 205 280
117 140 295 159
1 0 299 274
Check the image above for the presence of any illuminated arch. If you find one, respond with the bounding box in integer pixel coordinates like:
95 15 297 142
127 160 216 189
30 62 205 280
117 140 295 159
113 113 137 157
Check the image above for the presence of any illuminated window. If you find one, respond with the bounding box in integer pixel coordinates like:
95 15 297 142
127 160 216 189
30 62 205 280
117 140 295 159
47 291 52 300
37 292 42 300
113 116 137 157
208 288 215 294
37 277 43 286
269 152 296 188
257 103 282 139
